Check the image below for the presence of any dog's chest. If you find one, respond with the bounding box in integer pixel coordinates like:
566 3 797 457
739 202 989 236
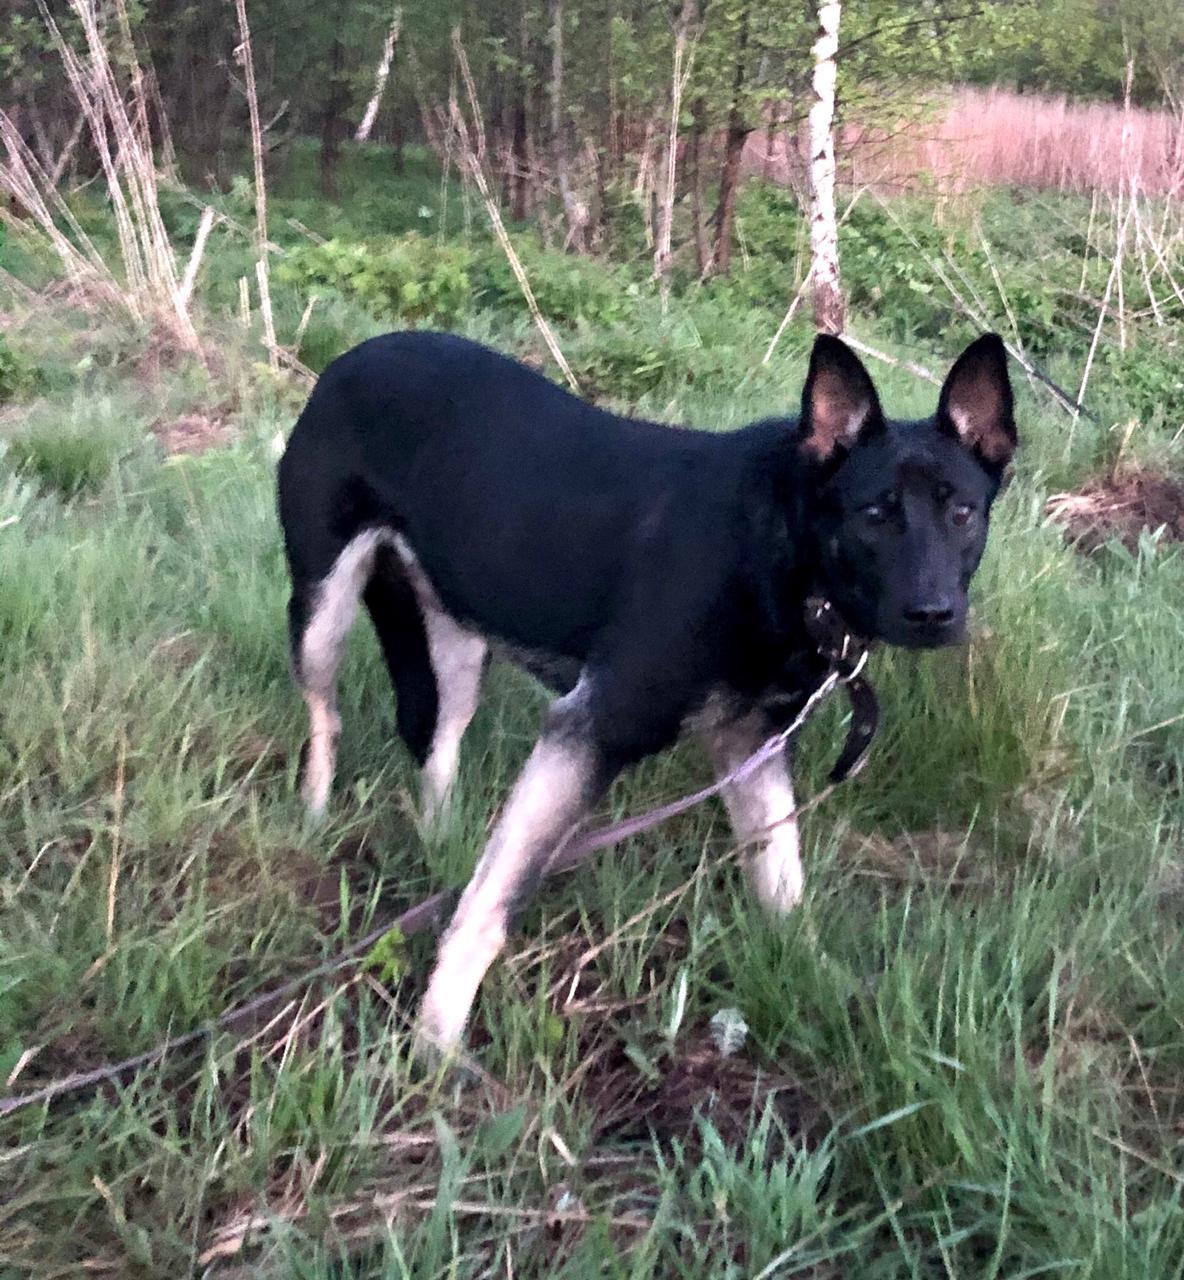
681 657 825 740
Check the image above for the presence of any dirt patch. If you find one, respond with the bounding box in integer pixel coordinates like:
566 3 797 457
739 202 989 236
838 826 996 893
583 1028 830 1155
151 411 230 455
1047 467 1184 554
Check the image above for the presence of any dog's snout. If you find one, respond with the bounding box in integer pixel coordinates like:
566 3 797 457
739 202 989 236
903 598 956 629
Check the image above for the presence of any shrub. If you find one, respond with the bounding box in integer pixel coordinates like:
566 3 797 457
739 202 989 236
0 333 44 404
473 238 643 328
277 233 476 326
278 227 649 335
7 399 137 496
1098 338 1184 427
567 329 679 403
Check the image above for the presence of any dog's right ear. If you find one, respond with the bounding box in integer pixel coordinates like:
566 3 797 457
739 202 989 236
797 334 884 463
936 333 1016 473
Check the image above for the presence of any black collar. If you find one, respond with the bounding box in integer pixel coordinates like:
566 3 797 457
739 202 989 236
804 597 879 783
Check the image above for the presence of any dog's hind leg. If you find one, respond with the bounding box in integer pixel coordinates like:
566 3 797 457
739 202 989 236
363 546 440 774
378 537 489 824
363 545 486 822
291 531 383 816
702 709 802 915
419 608 487 824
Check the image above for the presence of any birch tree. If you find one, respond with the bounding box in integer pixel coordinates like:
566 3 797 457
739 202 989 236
355 8 402 142
546 0 589 251
653 0 697 285
807 0 844 334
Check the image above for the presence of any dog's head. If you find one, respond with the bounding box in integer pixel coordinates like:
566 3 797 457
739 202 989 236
796 332 1016 649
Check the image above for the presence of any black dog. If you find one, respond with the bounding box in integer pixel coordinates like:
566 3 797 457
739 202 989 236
278 330 1016 1051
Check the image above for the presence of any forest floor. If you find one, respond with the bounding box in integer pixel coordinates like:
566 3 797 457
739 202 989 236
2 144 1184 1277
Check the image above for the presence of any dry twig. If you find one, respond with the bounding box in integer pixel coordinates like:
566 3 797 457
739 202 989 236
234 0 278 368
447 30 579 393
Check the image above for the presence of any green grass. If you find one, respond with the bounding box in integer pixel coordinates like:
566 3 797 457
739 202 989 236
3 147 1184 1277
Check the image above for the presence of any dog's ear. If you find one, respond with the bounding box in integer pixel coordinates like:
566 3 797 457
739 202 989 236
798 334 884 462
937 333 1016 471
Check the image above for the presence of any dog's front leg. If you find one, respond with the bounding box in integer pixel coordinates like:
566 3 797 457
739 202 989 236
703 709 802 915
416 691 607 1055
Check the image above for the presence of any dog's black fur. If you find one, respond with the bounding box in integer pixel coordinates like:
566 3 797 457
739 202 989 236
278 329 1016 1049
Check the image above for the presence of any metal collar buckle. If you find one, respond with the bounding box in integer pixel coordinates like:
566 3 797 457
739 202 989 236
804 596 879 783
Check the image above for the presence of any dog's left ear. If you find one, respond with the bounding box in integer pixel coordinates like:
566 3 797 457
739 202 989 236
937 333 1016 472
798 334 884 462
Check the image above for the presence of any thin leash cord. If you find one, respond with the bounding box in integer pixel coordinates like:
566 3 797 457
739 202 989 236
0 668 846 1119
556 666 843 862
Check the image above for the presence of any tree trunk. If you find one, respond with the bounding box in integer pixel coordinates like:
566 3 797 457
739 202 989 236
528 41 547 221
507 1 531 220
392 116 406 174
546 0 588 251
689 102 710 277
595 0 617 246
709 6 751 276
712 127 747 275
319 36 348 199
808 1 845 334
654 0 697 282
762 101 782 180
355 8 401 142
592 133 609 250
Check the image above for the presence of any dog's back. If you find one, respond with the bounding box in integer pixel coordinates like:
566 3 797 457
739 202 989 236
280 330 755 657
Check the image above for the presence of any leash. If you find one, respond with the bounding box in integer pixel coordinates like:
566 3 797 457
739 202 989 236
0 604 877 1119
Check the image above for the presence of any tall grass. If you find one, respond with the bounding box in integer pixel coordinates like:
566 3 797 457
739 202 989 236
749 86 1184 198
0 0 202 350
919 87 1184 197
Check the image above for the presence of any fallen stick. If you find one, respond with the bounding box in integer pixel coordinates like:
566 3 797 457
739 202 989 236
841 333 939 385
871 193 1097 420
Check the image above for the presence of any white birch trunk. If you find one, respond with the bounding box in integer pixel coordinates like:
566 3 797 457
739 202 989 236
808 1 844 335
355 9 402 143
653 0 697 283
547 0 588 251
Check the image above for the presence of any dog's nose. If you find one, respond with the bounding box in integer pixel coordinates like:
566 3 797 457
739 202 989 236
903 599 956 629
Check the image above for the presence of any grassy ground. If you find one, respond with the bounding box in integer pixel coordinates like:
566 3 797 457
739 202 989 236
3 146 1184 1277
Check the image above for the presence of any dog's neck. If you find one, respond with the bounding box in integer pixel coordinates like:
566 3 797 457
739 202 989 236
738 458 829 648
803 595 863 660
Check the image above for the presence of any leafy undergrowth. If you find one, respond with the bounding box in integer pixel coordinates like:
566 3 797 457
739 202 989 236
4 162 1184 1277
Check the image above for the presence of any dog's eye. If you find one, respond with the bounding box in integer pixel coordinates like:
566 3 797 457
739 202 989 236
860 503 887 524
951 503 975 527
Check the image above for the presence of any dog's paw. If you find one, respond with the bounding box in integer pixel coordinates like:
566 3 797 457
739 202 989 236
747 844 804 917
411 992 469 1066
407 1018 480 1088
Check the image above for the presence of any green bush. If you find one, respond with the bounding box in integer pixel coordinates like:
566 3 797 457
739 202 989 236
7 400 136 495
567 329 679 402
277 233 476 326
0 333 44 404
838 201 1081 353
473 237 643 328
277 226 649 334
839 202 969 342
1098 337 1184 426
715 183 810 310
